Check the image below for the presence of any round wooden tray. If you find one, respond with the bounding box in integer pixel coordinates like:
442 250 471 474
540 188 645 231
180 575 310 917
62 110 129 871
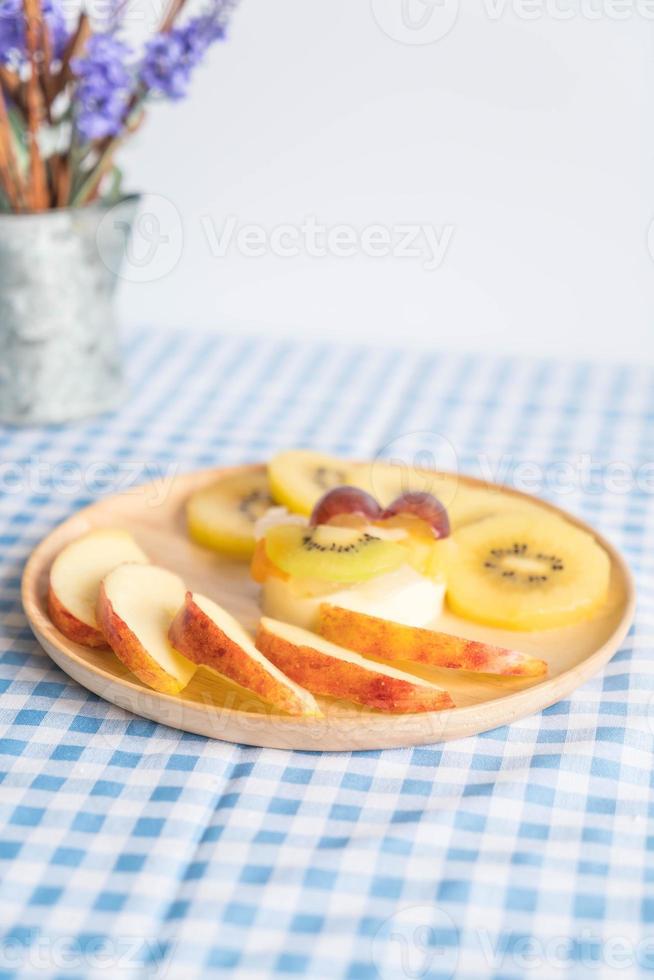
21 466 635 751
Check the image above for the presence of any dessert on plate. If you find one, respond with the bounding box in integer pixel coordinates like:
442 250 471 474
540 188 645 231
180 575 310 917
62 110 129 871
251 485 454 632
42 448 617 718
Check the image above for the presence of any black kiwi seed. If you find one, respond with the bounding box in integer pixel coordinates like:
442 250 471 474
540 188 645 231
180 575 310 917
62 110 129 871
314 466 348 490
482 542 566 587
240 489 274 523
300 530 378 555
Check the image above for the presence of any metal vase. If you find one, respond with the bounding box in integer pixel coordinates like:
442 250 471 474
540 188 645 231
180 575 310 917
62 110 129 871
0 195 140 426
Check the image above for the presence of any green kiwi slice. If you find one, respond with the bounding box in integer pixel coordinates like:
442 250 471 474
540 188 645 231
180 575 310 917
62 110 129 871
264 524 406 583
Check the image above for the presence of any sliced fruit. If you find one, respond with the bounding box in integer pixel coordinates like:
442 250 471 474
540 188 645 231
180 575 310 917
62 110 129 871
48 528 148 647
447 485 543 531
381 492 450 539
421 537 458 580
260 565 445 632
250 539 289 584
310 486 382 526
268 450 349 515
348 461 459 513
370 513 455 581
319 606 547 677
264 523 406 584
256 618 454 713
97 564 196 694
254 506 308 539
260 576 344 631
447 513 611 631
320 566 445 627
169 593 320 717
349 461 543 531
187 469 273 559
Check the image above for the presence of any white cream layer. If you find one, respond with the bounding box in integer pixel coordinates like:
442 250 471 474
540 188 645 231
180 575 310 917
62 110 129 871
261 565 444 631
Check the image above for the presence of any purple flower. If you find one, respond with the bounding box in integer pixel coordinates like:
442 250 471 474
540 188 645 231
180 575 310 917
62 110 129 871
0 0 68 66
0 0 23 63
44 0 67 56
139 32 189 99
72 34 133 141
139 1 231 100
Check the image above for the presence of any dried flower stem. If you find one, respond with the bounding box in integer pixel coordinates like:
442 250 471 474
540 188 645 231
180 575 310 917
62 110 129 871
59 160 71 205
23 0 49 210
72 107 144 206
0 67 22 103
0 144 18 207
51 13 90 98
72 144 119 205
0 87 25 210
40 27 55 121
161 0 188 33
49 153 71 206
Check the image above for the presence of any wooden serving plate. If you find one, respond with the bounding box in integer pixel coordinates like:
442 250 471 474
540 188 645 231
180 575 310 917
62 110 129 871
21 466 635 751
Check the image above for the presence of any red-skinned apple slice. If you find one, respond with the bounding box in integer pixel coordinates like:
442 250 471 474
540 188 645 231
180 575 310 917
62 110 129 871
256 618 454 713
319 605 547 677
169 593 320 717
48 528 148 647
97 563 196 695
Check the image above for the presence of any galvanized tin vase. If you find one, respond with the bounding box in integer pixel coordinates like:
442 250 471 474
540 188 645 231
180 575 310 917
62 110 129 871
0 196 140 426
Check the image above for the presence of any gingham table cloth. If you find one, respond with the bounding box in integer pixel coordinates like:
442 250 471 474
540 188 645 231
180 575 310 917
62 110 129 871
0 328 651 980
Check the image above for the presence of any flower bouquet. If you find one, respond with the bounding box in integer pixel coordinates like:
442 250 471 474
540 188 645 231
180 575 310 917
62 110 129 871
0 0 236 426
0 0 235 210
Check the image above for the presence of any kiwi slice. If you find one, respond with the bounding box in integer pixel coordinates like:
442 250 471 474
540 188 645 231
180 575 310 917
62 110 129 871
347 461 544 531
268 450 349 515
187 469 273 559
347 461 458 512
446 487 543 531
447 513 611 631
264 523 406 583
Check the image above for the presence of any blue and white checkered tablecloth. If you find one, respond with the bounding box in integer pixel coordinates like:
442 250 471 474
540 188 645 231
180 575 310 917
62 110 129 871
0 327 652 980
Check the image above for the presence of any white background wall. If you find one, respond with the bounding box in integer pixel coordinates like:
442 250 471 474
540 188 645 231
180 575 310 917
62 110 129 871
118 0 654 362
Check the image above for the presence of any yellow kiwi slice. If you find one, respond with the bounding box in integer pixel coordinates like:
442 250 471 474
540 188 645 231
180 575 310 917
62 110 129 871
447 513 611 631
447 486 543 531
268 450 349 515
348 461 544 531
264 524 406 584
187 469 273 559
347 461 458 512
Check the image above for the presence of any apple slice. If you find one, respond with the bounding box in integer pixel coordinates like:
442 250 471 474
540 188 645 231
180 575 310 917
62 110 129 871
48 528 148 647
169 593 320 717
97 564 196 695
319 605 547 677
256 618 454 714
